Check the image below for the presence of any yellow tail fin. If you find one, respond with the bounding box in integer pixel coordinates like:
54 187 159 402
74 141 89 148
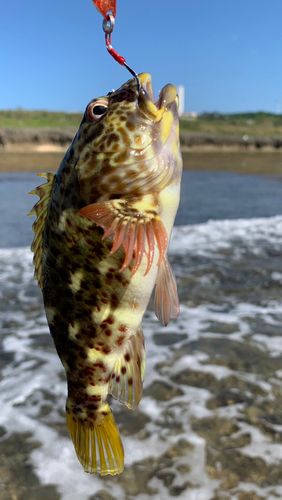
66 408 124 476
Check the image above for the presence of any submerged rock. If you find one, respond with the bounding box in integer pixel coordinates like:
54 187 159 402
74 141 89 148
0 432 60 500
144 380 184 401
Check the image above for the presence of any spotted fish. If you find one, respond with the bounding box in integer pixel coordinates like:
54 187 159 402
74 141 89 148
29 73 182 476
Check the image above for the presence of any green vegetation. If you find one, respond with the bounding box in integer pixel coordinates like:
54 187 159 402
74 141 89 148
0 110 282 138
181 112 282 137
0 109 82 128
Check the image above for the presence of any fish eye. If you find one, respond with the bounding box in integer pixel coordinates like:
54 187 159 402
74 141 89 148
87 99 108 121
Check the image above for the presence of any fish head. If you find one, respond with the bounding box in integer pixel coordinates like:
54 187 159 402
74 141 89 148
75 73 181 200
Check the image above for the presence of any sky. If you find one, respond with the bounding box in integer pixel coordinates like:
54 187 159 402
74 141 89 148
1 0 281 113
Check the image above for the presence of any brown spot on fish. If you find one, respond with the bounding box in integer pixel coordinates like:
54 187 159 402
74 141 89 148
126 121 135 131
89 395 101 401
128 377 133 386
124 353 130 362
94 362 106 372
110 293 119 308
107 133 119 146
116 335 125 346
118 127 130 147
102 346 111 355
118 325 127 333
106 271 113 282
114 151 129 163
121 366 126 375
87 403 98 411
104 315 114 325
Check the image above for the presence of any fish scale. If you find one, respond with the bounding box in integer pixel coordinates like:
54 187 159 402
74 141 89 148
30 72 182 476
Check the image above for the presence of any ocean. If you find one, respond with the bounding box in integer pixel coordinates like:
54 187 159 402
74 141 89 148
0 170 282 499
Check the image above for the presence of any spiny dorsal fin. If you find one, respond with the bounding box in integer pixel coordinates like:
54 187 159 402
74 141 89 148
29 172 55 288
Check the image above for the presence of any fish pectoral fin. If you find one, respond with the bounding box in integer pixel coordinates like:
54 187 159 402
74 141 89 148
109 329 146 410
154 257 180 326
29 172 55 288
79 198 168 275
66 405 124 476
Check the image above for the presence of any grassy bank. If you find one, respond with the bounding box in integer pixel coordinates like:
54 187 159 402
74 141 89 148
0 110 81 128
181 112 282 137
1 110 282 138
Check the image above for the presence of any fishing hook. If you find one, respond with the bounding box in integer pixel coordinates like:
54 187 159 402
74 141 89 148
102 13 140 94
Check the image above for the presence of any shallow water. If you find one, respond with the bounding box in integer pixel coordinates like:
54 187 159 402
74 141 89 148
1 170 282 246
0 172 282 499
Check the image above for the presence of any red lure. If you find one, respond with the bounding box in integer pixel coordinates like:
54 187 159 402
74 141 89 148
93 0 116 18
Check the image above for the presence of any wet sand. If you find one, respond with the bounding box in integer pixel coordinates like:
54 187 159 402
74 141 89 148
0 150 282 176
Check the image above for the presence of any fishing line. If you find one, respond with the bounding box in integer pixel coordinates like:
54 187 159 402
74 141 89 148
92 0 140 93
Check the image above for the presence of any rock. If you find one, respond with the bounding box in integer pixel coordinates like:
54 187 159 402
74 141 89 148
115 409 150 437
107 439 195 497
181 338 282 375
192 417 239 449
171 369 218 390
243 395 282 442
89 491 115 500
153 332 187 345
236 492 265 500
0 432 60 499
204 321 239 334
207 389 253 409
144 380 184 401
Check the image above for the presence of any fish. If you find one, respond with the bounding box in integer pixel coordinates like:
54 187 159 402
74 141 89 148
29 72 182 476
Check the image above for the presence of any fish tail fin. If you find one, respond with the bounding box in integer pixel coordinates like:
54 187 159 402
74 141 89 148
66 405 124 476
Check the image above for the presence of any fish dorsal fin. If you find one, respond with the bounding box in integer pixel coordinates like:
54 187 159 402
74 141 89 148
109 328 146 410
29 172 55 288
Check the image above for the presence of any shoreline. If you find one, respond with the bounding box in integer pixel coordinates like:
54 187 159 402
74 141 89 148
2 142 282 154
0 148 281 176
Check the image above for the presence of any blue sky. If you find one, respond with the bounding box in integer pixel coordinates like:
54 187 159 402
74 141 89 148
1 0 281 113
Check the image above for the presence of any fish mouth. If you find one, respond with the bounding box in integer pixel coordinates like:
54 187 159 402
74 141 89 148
138 73 178 119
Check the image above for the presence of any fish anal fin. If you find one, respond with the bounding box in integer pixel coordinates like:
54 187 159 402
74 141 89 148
154 257 180 326
29 172 55 288
109 329 146 410
79 198 168 275
66 406 124 476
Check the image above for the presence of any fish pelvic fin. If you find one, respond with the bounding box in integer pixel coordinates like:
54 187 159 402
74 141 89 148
154 256 180 326
66 405 124 476
29 172 55 288
79 196 168 275
109 328 146 410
